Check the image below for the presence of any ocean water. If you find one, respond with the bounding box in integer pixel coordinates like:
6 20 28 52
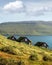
15 35 52 49
5 35 52 49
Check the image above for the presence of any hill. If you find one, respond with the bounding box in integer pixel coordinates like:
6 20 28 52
0 21 52 35
0 35 52 65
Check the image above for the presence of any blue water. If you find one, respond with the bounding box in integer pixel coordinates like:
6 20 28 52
5 35 52 49
15 35 52 49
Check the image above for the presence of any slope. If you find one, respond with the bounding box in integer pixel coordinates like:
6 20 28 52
0 35 52 65
0 21 52 35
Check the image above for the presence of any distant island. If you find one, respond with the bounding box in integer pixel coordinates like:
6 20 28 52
0 21 52 35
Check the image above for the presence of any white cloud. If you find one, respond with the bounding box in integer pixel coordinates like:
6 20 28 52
25 1 52 16
3 0 24 12
2 0 52 16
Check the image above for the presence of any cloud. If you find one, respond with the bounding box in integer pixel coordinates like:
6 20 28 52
3 0 24 12
25 1 52 16
2 0 52 16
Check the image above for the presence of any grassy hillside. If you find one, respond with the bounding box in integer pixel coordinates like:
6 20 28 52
0 21 52 35
0 35 52 65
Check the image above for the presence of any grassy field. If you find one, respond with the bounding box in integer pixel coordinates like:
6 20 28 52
0 35 52 65
0 21 52 35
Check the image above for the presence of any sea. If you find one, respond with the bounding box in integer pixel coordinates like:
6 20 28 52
5 35 52 49
15 35 52 49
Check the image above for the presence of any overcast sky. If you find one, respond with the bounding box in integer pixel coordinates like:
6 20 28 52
0 0 52 23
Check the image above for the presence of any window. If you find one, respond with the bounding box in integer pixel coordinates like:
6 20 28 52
25 39 27 41
44 44 46 46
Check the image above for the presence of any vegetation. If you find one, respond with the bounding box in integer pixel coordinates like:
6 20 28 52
0 21 52 35
0 35 52 65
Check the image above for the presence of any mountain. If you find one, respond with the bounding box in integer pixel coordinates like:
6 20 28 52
0 21 52 35
0 35 52 65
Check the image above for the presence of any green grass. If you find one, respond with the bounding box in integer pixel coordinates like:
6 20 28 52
0 35 52 65
0 21 52 35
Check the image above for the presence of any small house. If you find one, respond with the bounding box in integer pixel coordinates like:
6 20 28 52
34 42 48 48
17 36 32 45
7 35 17 41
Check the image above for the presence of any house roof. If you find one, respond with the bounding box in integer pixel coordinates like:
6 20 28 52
17 36 31 42
35 42 48 48
7 35 17 41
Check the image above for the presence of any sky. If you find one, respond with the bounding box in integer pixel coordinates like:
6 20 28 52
0 0 52 23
